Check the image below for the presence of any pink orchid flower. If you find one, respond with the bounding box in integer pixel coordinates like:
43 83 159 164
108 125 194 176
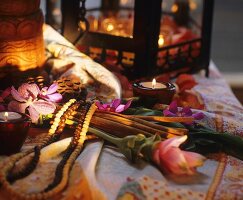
8 83 56 123
39 83 62 103
152 135 206 175
163 101 204 122
95 99 132 113
0 87 11 111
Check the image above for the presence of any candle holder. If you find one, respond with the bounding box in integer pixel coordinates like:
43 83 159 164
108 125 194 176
133 80 176 108
0 111 31 155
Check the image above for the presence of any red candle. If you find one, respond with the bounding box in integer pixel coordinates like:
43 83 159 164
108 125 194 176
0 111 31 155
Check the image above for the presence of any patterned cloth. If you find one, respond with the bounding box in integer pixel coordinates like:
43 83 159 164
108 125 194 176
0 28 242 200
44 25 121 101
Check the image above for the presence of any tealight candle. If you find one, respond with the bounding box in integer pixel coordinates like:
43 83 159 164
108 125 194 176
140 78 167 89
0 111 22 121
133 79 176 107
0 111 31 155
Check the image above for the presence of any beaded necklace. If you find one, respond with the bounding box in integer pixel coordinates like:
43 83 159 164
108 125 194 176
0 99 97 199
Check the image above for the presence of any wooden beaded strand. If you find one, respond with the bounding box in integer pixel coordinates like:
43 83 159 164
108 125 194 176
43 102 91 192
0 102 97 200
39 103 97 199
0 99 79 199
7 100 81 183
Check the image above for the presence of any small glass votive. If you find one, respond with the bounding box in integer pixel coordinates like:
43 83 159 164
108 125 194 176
0 111 31 155
133 79 176 107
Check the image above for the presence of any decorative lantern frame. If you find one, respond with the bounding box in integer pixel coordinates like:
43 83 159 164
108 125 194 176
59 0 214 80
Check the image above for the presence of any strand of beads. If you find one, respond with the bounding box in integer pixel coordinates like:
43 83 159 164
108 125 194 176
0 102 97 200
36 103 97 199
44 101 90 191
7 99 80 183
0 99 78 199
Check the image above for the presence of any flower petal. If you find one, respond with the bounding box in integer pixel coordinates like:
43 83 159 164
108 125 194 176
102 104 110 109
42 87 48 91
159 147 190 175
182 151 206 168
169 101 178 114
95 101 105 110
115 104 126 113
123 100 132 110
28 106 40 123
18 83 39 99
47 83 58 94
8 101 29 113
159 135 188 154
11 86 26 102
32 100 56 115
152 148 161 166
192 112 204 120
111 99 121 109
163 109 176 117
46 93 62 103
182 107 193 117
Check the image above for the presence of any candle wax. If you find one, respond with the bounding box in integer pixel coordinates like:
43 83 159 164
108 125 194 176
0 112 22 122
140 82 167 89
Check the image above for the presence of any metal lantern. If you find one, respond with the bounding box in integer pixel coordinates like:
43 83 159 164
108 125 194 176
57 0 214 80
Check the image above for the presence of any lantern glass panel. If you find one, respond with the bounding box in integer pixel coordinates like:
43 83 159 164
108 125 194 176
159 0 203 47
156 0 204 72
86 0 135 38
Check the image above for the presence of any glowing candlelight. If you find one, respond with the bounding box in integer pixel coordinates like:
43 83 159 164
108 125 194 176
0 111 22 122
4 112 8 121
152 78 156 89
189 0 197 10
171 4 179 13
133 80 176 106
106 23 114 32
140 79 167 89
158 35 165 47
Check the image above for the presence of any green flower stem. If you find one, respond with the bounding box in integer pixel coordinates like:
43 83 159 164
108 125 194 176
44 113 163 162
88 127 121 146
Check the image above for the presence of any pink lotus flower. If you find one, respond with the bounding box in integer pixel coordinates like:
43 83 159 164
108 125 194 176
95 99 132 113
163 101 204 123
8 83 56 122
152 135 206 175
39 83 62 103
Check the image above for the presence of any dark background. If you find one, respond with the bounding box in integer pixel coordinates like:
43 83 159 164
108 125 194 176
212 0 243 103
212 0 243 73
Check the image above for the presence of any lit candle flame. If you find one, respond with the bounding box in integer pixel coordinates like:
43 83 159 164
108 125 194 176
171 4 179 13
189 0 197 10
158 35 165 47
106 24 114 32
152 78 156 89
4 112 8 121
